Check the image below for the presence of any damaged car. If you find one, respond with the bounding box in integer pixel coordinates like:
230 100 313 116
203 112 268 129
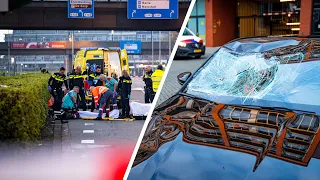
128 36 320 180
175 27 206 59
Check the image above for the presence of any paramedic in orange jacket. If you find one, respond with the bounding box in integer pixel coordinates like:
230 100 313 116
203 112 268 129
90 86 113 120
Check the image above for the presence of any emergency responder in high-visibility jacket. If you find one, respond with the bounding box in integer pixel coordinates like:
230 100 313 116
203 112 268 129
90 86 113 120
151 65 164 93
118 70 132 118
90 74 107 112
69 65 87 111
48 67 68 111
86 66 103 112
143 65 154 103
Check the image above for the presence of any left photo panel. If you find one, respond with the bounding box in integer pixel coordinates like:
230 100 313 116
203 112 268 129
0 0 191 179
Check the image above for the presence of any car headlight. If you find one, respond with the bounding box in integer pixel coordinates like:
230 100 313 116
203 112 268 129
178 41 187 47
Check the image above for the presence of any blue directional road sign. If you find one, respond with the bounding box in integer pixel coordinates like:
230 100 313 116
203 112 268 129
128 0 178 19
120 40 142 54
68 0 94 19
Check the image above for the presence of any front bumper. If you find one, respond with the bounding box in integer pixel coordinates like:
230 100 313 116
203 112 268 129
175 45 206 57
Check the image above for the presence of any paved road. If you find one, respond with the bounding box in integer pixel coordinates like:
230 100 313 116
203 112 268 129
131 77 145 103
61 119 144 154
61 77 145 160
156 47 220 106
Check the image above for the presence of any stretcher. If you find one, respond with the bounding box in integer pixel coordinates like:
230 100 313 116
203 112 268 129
78 111 136 121
54 111 145 121
80 117 135 121
130 102 152 117
53 102 150 121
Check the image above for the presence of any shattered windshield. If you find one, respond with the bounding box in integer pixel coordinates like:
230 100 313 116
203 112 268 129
186 45 320 114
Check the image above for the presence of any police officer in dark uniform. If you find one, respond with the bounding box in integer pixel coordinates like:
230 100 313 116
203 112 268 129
88 65 103 87
143 65 154 103
48 67 68 111
118 70 132 118
69 65 86 111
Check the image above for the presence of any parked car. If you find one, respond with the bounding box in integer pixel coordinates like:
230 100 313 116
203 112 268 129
128 36 320 180
175 27 206 59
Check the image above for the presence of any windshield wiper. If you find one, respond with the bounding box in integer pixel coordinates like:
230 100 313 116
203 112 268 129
179 92 196 99
223 104 315 114
179 93 315 114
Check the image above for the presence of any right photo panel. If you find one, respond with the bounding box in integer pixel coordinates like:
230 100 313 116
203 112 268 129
127 0 320 179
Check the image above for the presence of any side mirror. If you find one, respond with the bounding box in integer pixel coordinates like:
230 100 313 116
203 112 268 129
177 72 192 85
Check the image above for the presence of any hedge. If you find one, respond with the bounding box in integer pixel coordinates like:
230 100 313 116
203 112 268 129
0 73 50 142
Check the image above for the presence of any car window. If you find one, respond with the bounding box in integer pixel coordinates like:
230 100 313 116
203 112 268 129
183 28 195 36
185 47 320 114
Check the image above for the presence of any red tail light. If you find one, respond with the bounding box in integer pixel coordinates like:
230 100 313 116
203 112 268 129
199 39 203 44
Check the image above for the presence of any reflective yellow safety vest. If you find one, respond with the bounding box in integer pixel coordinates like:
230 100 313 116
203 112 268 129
151 69 164 92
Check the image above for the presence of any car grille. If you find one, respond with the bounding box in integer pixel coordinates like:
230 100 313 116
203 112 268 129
187 43 203 49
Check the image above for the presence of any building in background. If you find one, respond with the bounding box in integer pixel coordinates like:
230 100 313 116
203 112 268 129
2 30 178 76
187 0 206 42
196 0 316 47
237 0 300 38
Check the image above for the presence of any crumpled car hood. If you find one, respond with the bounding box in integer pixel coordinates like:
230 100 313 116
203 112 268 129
128 96 320 180
129 134 320 180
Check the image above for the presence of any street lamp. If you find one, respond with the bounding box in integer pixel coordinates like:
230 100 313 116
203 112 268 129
7 32 11 75
111 30 114 41
159 31 161 65
11 57 16 76
69 31 75 71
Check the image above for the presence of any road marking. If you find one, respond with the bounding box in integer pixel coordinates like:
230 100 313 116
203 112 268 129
87 145 111 148
130 100 140 102
81 140 95 144
132 87 144 91
83 130 94 133
85 123 94 126
72 144 111 149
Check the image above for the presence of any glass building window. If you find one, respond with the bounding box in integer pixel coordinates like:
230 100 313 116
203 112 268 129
187 0 206 42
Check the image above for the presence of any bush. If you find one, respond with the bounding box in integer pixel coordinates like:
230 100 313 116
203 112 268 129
0 73 50 142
